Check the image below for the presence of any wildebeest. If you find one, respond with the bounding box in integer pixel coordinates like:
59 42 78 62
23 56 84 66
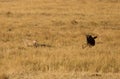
82 34 97 49
86 35 97 46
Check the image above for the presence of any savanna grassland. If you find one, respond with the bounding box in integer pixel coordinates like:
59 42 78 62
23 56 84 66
0 0 120 79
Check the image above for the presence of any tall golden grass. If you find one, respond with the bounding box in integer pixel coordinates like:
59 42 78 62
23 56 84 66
0 0 120 78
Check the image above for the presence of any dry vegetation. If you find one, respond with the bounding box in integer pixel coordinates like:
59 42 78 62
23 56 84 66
0 0 120 79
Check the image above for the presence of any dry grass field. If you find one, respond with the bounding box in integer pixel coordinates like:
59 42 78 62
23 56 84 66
0 0 120 79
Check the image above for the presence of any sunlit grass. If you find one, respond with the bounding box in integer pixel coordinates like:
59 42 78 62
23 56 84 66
0 0 120 78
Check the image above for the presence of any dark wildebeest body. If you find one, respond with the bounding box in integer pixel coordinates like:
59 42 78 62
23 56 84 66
86 35 97 46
